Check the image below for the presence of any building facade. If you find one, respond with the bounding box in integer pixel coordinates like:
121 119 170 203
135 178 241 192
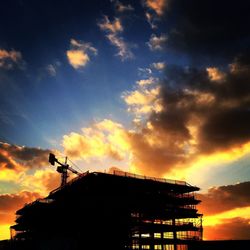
11 171 203 250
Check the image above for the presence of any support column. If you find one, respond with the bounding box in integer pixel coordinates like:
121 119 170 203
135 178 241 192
161 220 164 250
150 219 154 250
139 212 142 250
172 218 177 250
150 233 154 250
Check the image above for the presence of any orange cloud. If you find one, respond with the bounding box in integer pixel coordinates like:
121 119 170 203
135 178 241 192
98 16 123 33
198 182 250 216
0 49 23 69
20 169 60 195
66 50 89 69
115 2 134 12
66 39 97 69
0 191 41 240
0 141 62 194
206 67 226 82
196 182 250 240
204 217 250 240
0 141 64 240
145 0 167 16
127 129 187 176
122 80 162 116
0 142 51 171
0 191 41 225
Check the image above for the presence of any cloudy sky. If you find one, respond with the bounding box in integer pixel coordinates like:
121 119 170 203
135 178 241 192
1 0 250 241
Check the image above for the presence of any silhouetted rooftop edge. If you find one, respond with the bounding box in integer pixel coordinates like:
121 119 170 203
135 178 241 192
49 170 200 195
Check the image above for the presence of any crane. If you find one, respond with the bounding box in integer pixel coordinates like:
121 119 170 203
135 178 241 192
48 153 81 186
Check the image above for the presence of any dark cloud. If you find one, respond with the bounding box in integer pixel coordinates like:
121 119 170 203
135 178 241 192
0 141 51 170
0 153 16 169
128 129 187 176
0 191 40 224
175 61 247 139
128 52 250 175
200 109 250 152
164 0 250 60
129 0 250 176
160 55 250 154
198 182 250 215
205 217 250 240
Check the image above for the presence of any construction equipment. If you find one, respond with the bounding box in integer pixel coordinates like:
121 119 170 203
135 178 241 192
49 153 81 186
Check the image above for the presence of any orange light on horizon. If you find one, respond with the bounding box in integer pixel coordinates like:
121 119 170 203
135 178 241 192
0 225 10 240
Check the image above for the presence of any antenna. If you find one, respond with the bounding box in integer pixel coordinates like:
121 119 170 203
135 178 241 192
48 153 81 187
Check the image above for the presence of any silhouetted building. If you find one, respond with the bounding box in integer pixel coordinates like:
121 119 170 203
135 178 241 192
11 171 202 250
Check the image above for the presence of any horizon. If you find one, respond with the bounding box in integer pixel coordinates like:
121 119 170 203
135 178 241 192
1 0 250 241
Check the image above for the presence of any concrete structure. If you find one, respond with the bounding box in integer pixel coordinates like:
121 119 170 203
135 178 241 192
11 171 203 250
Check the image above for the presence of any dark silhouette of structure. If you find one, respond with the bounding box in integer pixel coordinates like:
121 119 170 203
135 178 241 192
11 170 202 250
48 153 82 186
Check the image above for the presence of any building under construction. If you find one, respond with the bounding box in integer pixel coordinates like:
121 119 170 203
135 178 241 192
11 168 202 250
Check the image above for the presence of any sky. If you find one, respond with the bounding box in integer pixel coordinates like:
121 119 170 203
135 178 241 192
1 0 250 241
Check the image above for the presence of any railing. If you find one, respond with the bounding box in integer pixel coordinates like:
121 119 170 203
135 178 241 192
49 170 197 196
17 198 55 213
49 171 90 195
111 170 188 186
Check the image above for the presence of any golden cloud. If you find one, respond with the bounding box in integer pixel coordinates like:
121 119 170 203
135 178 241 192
206 67 225 82
59 54 250 182
0 50 21 61
62 119 130 162
66 39 97 69
124 87 159 106
123 82 162 116
202 206 250 239
66 50 89 69
136 77 157 86
145 0 167 16
20 169 60 195
98 16 123 33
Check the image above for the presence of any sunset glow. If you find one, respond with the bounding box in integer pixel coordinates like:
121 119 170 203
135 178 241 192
1 0 250 242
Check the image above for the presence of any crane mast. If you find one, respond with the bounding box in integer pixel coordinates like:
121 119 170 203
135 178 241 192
49 153 81 186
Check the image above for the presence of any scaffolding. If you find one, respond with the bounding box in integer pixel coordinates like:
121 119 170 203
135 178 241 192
11 171 202 250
